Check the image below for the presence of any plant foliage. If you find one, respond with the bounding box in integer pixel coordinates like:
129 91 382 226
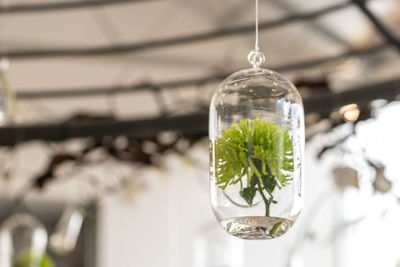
214 118 294 216
14 250 55 267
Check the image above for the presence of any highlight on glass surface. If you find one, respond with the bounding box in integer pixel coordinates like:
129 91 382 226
50 206 85 255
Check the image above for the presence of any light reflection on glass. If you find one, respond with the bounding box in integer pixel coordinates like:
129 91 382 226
50 206 84 255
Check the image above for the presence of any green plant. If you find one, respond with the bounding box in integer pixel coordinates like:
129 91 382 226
14 250 55 267
214 118 294 216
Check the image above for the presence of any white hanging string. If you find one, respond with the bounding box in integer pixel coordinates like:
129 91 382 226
248 0 265 68
255 0 259 51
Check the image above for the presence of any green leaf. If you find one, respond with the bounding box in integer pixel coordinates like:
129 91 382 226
240 186 257 205
250 174 258 187
269 221 283 236
262 174 277 194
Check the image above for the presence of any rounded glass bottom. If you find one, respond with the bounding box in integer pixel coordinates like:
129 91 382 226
220 216 293 240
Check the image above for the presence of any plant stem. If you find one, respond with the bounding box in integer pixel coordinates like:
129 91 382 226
256 178 271 216
250 158 276 217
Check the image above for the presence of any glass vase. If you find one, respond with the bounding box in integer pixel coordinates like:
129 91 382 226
209 67 304 239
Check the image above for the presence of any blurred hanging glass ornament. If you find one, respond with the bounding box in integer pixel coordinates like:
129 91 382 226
49 206 85 255
13 251 54 267
0 213 52 267
209 0 304 240
0 58 10 73
0 72 8 125
0 61 17 125
193 220 243 267
287 251 305 267
0 0 17 125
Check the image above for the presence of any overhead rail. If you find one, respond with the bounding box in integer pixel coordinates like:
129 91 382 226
0 0 153 14
2 77 399 146
15 43 389 100
0 2 352 59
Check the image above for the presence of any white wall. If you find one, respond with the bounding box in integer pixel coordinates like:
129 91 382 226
97 149 310 267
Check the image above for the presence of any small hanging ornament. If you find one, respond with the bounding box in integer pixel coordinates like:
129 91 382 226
0 58 17 126
49 206 85 255
209 0 305 240
0 213 53 267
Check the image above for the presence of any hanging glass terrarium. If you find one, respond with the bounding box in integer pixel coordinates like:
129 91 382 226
209 0 304 240
50 206 85 255
0 213 53 267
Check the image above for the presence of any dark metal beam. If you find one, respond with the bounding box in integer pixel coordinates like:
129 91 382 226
0 2 351 60
0 0 155 14
268 0 350 48
2 77 400 146
353 0 400 52
304 77 400 114
0 113 209 146
15 43 389 100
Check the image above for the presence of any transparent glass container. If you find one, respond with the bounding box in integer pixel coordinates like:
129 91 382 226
193 220 243 267
209 67 304 240
0 213 48 267
50 206 84 255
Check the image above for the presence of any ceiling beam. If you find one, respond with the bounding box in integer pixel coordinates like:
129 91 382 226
0 2 352 60
15 43 389 100
0 0 157 14
2 76 399 146
353 0 400 52
268 0 351 48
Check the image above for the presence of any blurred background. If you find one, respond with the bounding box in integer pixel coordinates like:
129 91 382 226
0 0 399 266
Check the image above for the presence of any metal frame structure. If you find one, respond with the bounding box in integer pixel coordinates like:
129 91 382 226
0 0 150 13
0 2 352 59
0 0 398 145
1 77 399 146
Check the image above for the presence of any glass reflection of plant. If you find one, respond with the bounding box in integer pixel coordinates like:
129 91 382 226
214 118 294 217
